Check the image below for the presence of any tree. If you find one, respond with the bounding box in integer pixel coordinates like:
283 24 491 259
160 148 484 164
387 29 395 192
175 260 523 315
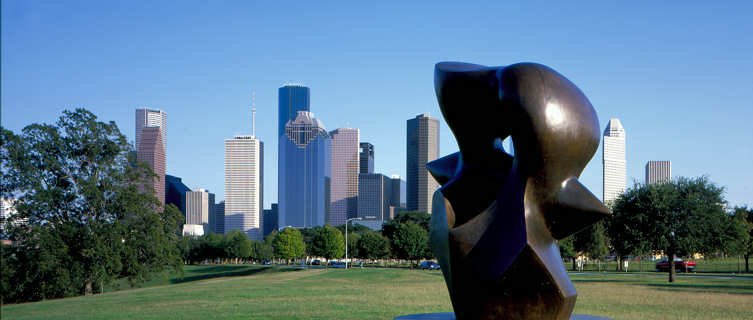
383 211 430 239
572 221 609 270
732 206 753 272
311 225 345 268
273 228 305 263
558 236 577 270
251 240 275 263
391 222 429 269
608 177 733 282
357 231 390 261
0 109 182 302
223 230 252 264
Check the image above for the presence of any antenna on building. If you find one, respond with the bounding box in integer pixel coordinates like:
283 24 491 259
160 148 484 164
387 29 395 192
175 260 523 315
251 91 257 137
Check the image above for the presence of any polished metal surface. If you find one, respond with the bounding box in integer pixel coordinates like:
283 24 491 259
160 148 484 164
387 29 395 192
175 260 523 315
427 62 611 319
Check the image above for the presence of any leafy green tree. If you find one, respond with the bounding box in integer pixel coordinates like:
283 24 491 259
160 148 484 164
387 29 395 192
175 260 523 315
391 222 429 269
558 236 577 270
273 228 305 263
311 225 345 268
382 211 430 239
357 231 390 260
572 221 609 270
346 231 360 259
299 227 317 256
223 230 253 264
0 109 182 302
608 177 732 282
251 240 275 262
732 206 753 272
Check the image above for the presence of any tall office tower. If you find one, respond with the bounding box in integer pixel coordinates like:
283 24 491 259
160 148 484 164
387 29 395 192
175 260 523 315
135 108 167 151
214 201 225 234
263 203 279 238
358 173 395 221
329 128 360 225
278 84 311 138
136 109 167 205
390 175 407 209
225 135 263 240
185 189 213 235
137 126 166 205
603 118 627 203
359 142 375 174
406 114 440 214
165 175 190 220
279 111 331 228
646 161 671 185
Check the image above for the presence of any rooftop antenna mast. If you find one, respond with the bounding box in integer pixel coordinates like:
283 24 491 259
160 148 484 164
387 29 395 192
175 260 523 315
251 91 257 137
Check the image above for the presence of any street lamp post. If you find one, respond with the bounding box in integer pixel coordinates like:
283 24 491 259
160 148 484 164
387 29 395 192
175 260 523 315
345 217 362 269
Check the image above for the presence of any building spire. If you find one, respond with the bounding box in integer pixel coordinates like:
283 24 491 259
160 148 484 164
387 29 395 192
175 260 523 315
252 91 257 137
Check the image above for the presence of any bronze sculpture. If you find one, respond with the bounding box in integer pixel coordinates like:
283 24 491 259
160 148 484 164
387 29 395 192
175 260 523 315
427 62 611 319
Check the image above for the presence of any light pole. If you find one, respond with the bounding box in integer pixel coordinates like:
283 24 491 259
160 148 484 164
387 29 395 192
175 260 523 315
345 217 362 269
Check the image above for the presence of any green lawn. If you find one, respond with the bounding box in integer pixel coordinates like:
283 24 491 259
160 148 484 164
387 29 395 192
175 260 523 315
3 265 752 319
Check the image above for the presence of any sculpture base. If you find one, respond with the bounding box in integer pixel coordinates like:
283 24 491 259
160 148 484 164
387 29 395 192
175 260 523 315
394 313 611 320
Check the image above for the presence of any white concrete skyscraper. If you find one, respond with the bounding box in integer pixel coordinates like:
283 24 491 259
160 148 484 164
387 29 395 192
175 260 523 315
646 161 671 184
602 118 626 203
224 101 264 240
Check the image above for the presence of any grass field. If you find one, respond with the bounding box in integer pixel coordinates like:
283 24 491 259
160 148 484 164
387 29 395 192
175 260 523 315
3 265 752 319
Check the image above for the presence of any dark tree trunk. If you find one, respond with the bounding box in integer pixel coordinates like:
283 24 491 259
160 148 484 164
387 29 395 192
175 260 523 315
745 255 750 273
668 248 676 283
85 280 93 296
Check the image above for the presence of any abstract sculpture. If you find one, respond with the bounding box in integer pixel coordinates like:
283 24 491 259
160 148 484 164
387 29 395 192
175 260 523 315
427 62 611 319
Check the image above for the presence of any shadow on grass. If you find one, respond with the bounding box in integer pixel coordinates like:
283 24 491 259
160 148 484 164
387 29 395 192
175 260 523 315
646 283 753 295
571 279 637 284
170 266 299 284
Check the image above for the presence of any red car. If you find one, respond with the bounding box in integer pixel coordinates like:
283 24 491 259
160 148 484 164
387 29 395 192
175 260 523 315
655 258 696 272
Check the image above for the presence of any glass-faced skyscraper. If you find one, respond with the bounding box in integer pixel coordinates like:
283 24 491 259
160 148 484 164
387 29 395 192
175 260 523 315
360 142 374 174
603 118 626 203
406 114 439 214
278 85 310 138
329 128 359 225
279 111 330 228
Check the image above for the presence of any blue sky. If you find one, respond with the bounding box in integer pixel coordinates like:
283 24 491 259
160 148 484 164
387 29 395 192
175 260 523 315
3 1 752 208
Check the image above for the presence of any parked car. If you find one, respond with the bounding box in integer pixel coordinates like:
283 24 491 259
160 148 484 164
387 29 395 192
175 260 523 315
420 261 441 270
655 258 696 272
311 259 321 265
262 260 272 265
327 261 346 268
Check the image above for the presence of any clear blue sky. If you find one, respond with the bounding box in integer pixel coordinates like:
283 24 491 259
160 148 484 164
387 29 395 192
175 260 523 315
3 1 752 208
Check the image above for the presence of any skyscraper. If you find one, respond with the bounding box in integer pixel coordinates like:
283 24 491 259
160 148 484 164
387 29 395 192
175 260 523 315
279 111 330 228
329 128 360 225
406 114 440 214
185 189 212 234
165 174 190 220
359 142 374 174
214 201 225 234
646 161 671 185
137 126 166 205
278 84 311 138
358 173 393 221
263 203 279 238
603 118 626 203
224 135 263 240
135 108 167 153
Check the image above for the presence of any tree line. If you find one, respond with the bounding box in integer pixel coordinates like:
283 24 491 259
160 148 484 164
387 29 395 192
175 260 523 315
179 211 435 269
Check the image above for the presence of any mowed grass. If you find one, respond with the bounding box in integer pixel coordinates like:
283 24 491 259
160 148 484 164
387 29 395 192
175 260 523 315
3 265 752 319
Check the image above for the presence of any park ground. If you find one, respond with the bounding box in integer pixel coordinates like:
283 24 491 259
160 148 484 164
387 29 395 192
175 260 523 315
2 265 752 320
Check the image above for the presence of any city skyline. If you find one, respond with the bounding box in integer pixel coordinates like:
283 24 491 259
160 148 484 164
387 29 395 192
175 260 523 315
3 2 752 209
